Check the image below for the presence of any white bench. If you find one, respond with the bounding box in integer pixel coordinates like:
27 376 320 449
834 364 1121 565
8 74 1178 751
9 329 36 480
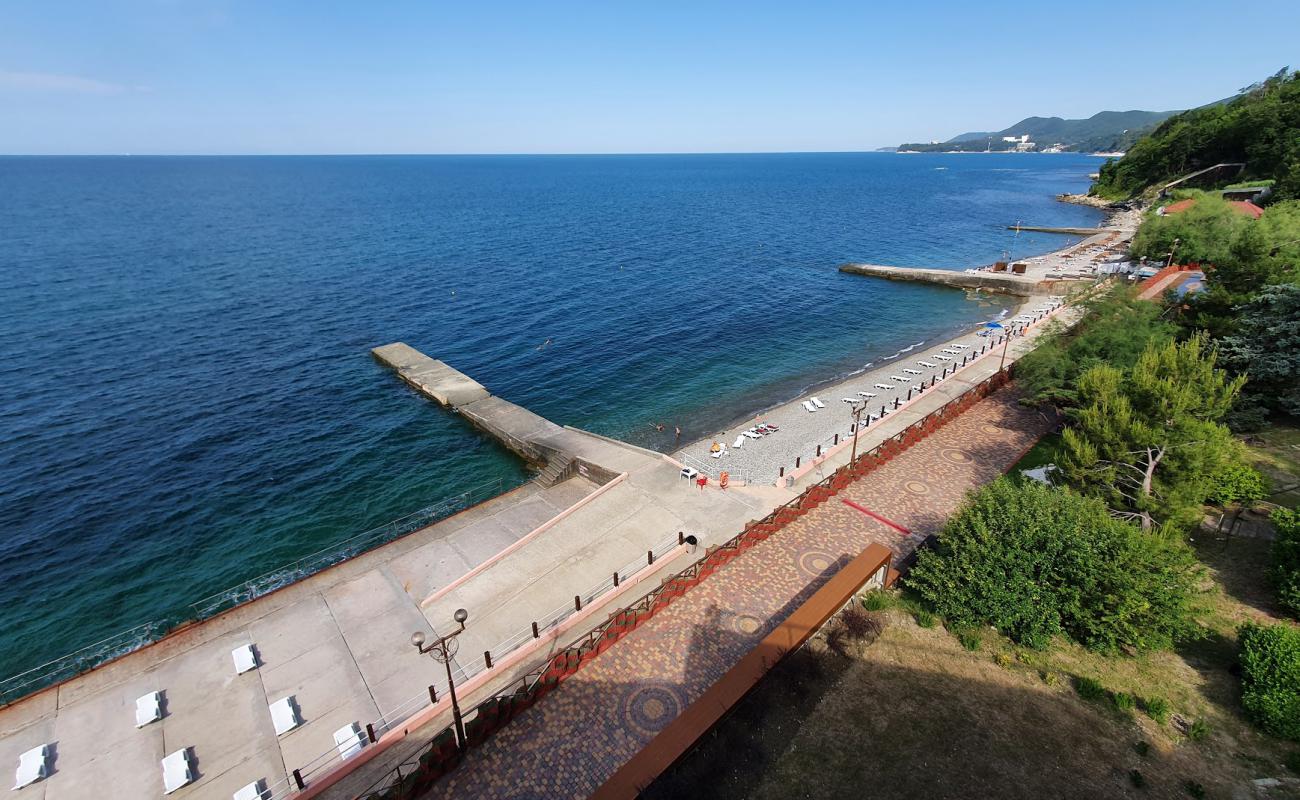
270 696 301 736
13 744 49 790
162 749 193 794
233 779 270 800
136 691 163 727
232 644 258 674
333 722 366 759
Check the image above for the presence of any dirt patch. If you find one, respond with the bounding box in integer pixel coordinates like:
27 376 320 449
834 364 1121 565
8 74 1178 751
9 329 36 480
647 574 1300 800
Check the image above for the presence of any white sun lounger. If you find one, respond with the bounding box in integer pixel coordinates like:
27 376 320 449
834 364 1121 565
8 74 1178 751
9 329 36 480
918 360 937 368
857 391 876 398
743 429 762 439
136 691 162 728
270 696 300 736
811 397 826 409
13 745 48 790
234 780 270 800
233 644 258 674
934 355 952 361
733 435 744 448
334 722 366 760
162 749 193 794
802 400 816 413
710 445 726 459
952 344 970 349
942 348 960 355
902 368 922 375
874 383 895 390
841 397 860 405
888 375 907 382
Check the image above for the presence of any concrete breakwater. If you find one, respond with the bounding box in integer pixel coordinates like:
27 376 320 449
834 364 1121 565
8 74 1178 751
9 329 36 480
837 263 1068 296
372 343 566 469
1006 225 1111 235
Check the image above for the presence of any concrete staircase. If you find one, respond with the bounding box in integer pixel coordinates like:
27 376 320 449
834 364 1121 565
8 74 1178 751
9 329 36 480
534 454 575 487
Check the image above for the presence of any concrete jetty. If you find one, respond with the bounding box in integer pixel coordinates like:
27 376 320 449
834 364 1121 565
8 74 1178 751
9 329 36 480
372 343 569 471
837 263 1063 296
1006 225 1112 235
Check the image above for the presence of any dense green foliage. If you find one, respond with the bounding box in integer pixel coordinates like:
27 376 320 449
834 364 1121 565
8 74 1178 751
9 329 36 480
1130 192 1254 267
1057 334 1246 531
1237 622 1300 741
1273 509 1300 619
1216 284 1300 424
1094 69 1300 200
1015 288 1175 408
907 479 1202 652
1205 462 1269 506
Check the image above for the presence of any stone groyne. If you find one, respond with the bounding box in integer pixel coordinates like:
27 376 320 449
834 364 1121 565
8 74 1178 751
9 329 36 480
837 263 1070 296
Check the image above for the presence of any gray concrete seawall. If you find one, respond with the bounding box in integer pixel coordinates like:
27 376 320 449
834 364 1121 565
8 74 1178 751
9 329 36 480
837 263 1070 296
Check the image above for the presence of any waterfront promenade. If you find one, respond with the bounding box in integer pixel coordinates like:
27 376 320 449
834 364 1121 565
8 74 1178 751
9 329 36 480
2 295 1074 800
426 385 1053 799
0 405 776 800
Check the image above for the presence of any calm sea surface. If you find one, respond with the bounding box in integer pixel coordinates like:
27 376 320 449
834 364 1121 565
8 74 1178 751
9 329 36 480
0 152 1103 680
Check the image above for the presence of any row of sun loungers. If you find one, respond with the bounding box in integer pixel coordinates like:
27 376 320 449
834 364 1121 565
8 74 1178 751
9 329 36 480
13 641 369 794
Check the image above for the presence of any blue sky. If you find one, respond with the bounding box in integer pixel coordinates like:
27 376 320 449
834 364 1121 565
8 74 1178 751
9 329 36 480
3 0 1298 154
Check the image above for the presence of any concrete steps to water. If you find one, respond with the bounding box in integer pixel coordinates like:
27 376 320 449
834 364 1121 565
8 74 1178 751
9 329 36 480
534 454 575 487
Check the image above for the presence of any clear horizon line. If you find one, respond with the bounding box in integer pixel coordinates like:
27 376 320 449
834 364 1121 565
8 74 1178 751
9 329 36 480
0 148 1116 158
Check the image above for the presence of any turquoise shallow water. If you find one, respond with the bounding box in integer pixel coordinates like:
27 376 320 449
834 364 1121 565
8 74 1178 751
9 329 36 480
0 152 1103 683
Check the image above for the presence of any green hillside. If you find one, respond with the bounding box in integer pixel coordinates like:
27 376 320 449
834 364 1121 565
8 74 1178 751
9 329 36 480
898 109 1178 153
1093 69 1300 200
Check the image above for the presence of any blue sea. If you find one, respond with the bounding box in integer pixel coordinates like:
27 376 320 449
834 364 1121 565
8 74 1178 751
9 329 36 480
0 152 1103 685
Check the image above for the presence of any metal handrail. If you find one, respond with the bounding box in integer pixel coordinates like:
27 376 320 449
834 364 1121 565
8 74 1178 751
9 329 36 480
0 476 511 707
291 529 686 794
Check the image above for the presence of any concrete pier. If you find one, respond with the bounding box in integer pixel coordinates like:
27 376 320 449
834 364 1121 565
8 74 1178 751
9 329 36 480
837 263 1065 296
373 343 570 467
1006 225 1112 235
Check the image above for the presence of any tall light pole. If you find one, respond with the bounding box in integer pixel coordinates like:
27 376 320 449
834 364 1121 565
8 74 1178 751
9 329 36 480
850 402 867 463
986 321 1010 373
412 607 469 749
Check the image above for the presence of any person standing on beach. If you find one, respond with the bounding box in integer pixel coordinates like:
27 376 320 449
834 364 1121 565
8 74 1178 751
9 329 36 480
674 426 681 443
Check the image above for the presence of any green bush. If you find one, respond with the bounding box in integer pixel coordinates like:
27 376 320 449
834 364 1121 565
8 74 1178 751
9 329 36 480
1238 622 1300 741
1144 696 1171 725
1114 692 1136 714
1187 718 1211 742
1206 462 1269 507
1129 769 1145 789
914 609 936 628
1184 780 1206 799
1273 509 1300 618
1131 192 1253 267
861 591 891 611
1134 740 1151 757
957 630 981 652
1076 676 1107 701
907 480 1203 652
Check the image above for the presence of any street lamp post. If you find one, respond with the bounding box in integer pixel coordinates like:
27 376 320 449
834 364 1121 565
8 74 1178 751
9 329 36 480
412 607 469 749
849 402 867 463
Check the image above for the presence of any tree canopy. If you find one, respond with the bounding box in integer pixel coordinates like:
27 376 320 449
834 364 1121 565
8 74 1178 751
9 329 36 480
907 479 1203 653
1094 69 1300 200
1058 334 1246 531
1015 286 1175 409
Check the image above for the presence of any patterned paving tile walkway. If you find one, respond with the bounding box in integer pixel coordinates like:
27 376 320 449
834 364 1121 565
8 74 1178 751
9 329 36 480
424 388 1052 800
